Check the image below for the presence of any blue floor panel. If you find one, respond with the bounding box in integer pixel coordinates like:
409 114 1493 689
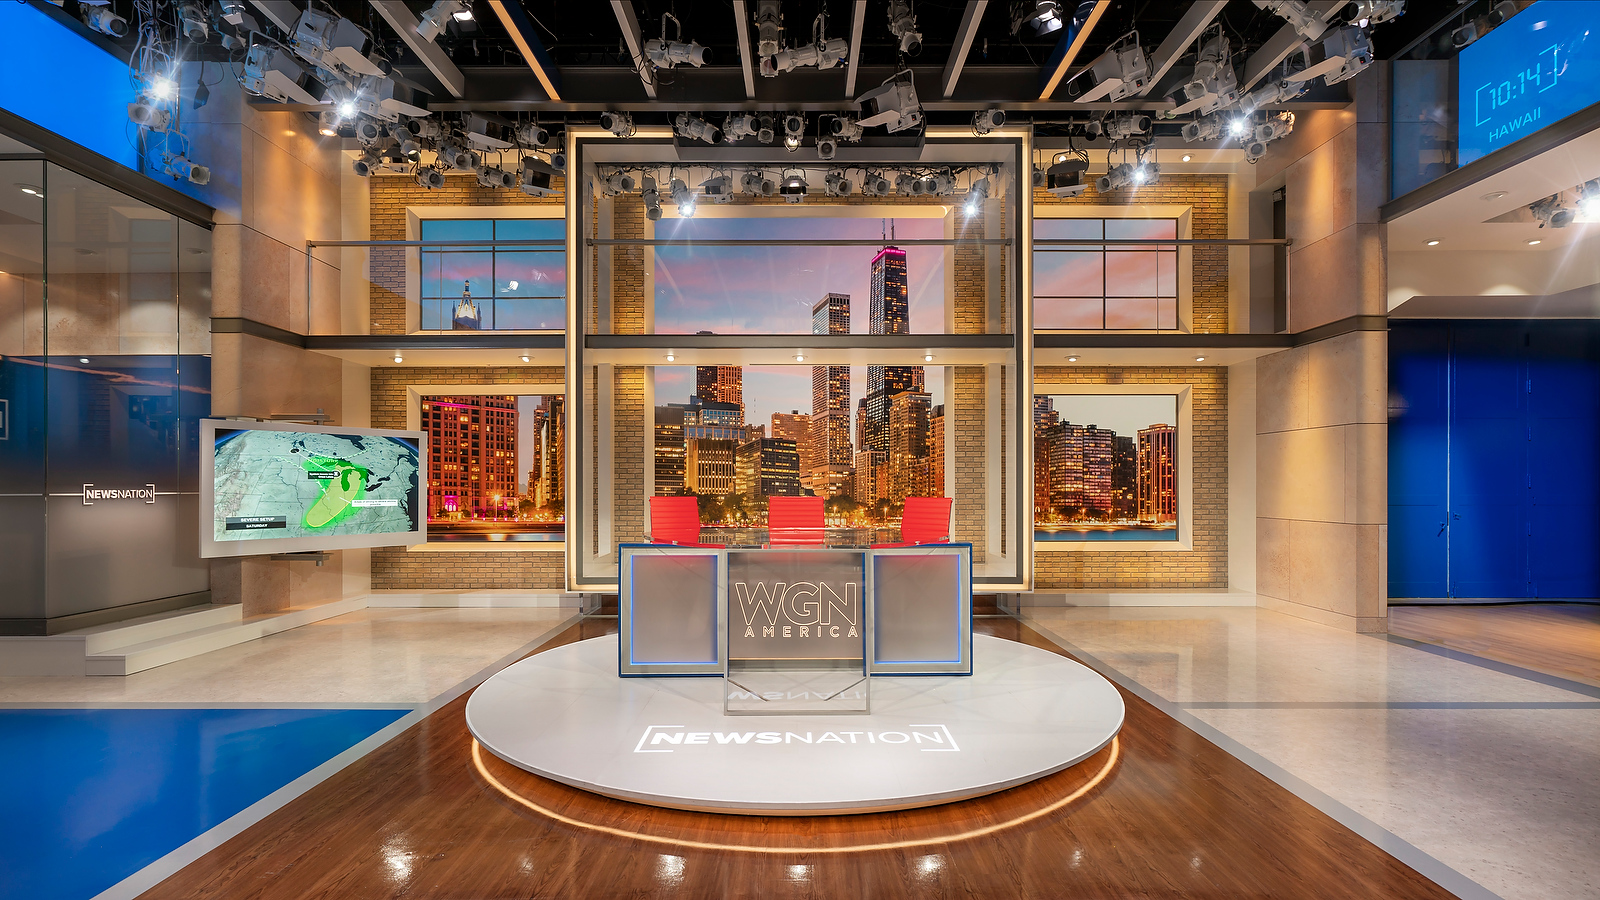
0 707 408 900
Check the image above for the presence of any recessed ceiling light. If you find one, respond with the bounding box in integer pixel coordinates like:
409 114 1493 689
794 352 805 361
393 354 403 363
1066 355 1079 362
1181 154 1192 162
1527 239 1542 245
1481 191 1508 201
665 352 675 361
1425 239 1440 246
1194 355 1207 362
17 183 41 196
519 354 530 362
78 357 89 364
924 353 933 362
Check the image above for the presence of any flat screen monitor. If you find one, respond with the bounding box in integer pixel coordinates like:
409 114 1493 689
199 419 426 558
1457 1 1600 166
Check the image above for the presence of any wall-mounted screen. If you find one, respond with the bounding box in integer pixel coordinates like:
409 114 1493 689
1458 1 1600 165
199 420 425 558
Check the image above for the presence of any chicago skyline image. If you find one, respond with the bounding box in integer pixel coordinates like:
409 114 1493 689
1033 394 1178 542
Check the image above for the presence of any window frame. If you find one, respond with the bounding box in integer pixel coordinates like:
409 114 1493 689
405 206 566 334
1032 204 1193 333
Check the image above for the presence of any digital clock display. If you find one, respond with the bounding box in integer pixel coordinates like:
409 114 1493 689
1458 0 1600 165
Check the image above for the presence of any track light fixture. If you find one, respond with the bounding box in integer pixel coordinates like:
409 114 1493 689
519 157 559 197
1045 157 1089 197
757 115 777 144
515 122 550 148
831 115 864 142
1578 180 1600 219
701 174 735 202
600 111 635 138
887 0 922 55
1070 32 1150 102
824 170 854 197
1182 113 1225 143
352 149 383 177
670 178 697 217
84 5 129 36
861 173 892 196
1531 195 1574 229
895 172 918 195
128 98 171 132
317 110 340 137
645 12 710 69
640 176 663 220
924 169 955 195
1011 1 1067 36
162 152 209 185
1167 31 1238 117
1105 113 1152 140
435 139 476 170
724 113 760 141
477 165 516 189
857 70 924 133
417 0 471 42
415 166 444 189
817 137 837 160
674 112 722 145
1244 112 1295 162
973 108 1007 135
784 113 805 150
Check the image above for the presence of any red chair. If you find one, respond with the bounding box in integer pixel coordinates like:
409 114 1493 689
874 496 953 547
767 496 826 546
648 495 713 547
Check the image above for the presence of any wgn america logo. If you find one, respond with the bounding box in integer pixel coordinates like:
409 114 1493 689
635 724 959 753
734 581 860 640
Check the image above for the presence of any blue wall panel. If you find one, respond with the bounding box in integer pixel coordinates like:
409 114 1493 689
1389 321 1600 599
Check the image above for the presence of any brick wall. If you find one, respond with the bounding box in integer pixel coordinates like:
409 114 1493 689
369 365 566 590
367 173 565 334
1033 365 1229 590
1033 174 1229 334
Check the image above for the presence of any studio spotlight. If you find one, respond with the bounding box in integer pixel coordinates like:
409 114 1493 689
1530 195 1575 229
895 171 918 195
640 176 663 221
1299 24 1373 86
770 37 850 74
317 111 341 137
128 98 171 132
1011 0 1066 36
1240 75 1309 115
1096 162 1135 193
435 140 476 170
352 150 383 177
701 174 735 202
816 137 837 160
1167 32 1238 117
856 70 923 133
548 148 567 173
1069 35 1150 102
784 113 805 150
599 111 635 138
887 0 922 55
515 122 550 148
601 170 636 196
861 173 892 196
831 115 864 142
1254 112 1295 145
417 0 470 42
779 169 808 203
1579 180 1600 219
1105 113 1152 140
670 178 697 217
1131 161 1159 185
926 169 955 195
242 44 326 104
178 0 209 41
964 176 990 216
476 165 516 189
162 153 210 185
1254 0 1334 41
1229 117 1252 138
415 167 444 189
741 170 777 196
1045 157 1089 197
973 108 1007 135
1182 113 1225 143
757 114 777 144
724 113 760 140
518 156 559 197
354 119 383 143
824 170 854 196
645 13 711 68
84 5 129 36
674 113 722 145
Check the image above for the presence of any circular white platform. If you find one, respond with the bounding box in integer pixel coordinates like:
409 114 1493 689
466 633 1124 815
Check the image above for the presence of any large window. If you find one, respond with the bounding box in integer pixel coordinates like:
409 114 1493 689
419 219 563 331
1034 218 1178 330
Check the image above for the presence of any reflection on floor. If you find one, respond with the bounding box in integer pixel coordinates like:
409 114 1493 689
143 619 1459 900
1022 605 1600 900
1390 602 1600 687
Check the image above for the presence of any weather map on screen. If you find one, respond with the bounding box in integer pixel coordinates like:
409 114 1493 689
211 427 421 543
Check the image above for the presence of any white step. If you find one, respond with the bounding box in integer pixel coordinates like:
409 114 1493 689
85 596 368 676
70 604 244 655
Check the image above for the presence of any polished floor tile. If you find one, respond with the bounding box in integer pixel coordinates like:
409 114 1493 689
1022 605 1600 900
0 607 577 705
1390 603 1600 687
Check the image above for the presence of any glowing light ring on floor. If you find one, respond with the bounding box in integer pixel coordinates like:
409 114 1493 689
471 736 1119 854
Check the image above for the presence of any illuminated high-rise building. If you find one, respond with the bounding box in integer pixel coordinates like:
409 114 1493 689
735 438 802 498
423 395 517 517
809 292 853 496
685 438 736 497
1138 424 1177 523
528 395 564 510
653 405 686 496
929 404 945 497
1080 424 1115 512
770 411 811 475
887 390 932 502
853 449 886 506
1111 435 1137 518
863 246 922 453
694 332 743 421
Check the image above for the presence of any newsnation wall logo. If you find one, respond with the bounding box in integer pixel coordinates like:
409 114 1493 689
634 724 959 753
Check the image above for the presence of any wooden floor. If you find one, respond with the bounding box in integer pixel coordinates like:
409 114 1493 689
1390 602 1600 687
146 618 1459 899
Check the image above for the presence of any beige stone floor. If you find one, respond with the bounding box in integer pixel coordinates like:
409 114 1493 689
1023 605 1600 900
0 607 578 705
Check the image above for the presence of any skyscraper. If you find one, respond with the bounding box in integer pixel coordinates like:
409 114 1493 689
735 438 802 499
810 292 853 496
685 438 736 497
1138 424 1177 523
887 390 932 502
770 410 811 470
694 332 743 420
1080 424 1115 513
930 404 945 497
528 395 564 510
423 395 517 517
863 246 923 453
653 405 685 496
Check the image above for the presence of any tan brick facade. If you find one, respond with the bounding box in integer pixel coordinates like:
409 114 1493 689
1033 365 1228 590
369 365 565 590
